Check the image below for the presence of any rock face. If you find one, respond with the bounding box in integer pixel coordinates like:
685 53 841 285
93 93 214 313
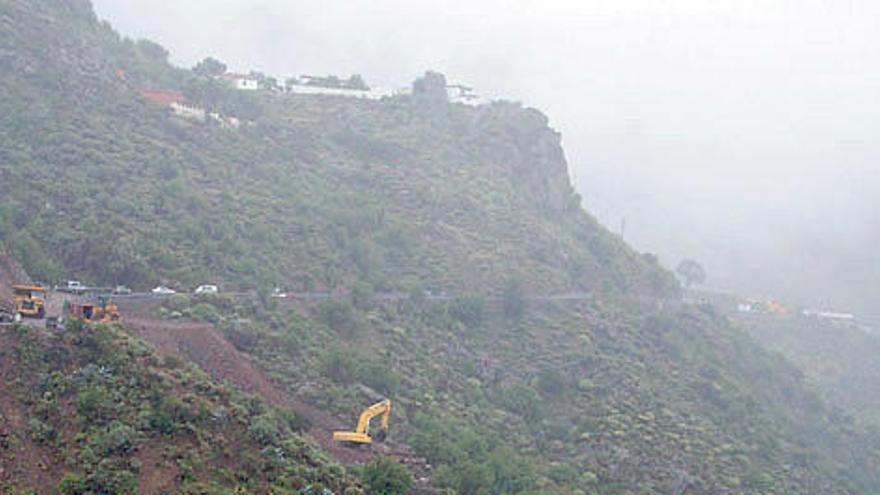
473 102 576 215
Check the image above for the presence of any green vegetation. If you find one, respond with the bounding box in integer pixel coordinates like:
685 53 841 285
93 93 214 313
1 1 880 494
0 0 673 299
361 457 412 495
741 315 880 429
0 323 359 494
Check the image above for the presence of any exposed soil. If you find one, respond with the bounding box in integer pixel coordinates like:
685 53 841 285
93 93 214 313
124 315 437 491
125 316 376 464
0 331 63 493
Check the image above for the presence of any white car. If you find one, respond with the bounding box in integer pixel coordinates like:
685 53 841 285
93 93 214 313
63 280 86 294
195 285 219 295
151 286 176 296
271 287 288 299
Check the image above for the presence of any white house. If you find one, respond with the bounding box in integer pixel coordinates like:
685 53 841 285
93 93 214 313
221 73 260 91
170 102 206 122
446 84 486 105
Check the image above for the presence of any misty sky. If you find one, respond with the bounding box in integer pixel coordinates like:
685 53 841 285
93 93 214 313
92 0 879 313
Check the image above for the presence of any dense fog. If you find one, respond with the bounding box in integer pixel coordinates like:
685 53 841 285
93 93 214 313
93 0 879 320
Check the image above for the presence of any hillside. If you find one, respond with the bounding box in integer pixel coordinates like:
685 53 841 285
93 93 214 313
740 314 880 430
3 1 880 494
0 321 360 494
0 0 674 298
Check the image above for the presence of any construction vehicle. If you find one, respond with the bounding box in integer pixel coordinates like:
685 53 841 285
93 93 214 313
13 285 47 318
65 295 120 323
333 399 392 445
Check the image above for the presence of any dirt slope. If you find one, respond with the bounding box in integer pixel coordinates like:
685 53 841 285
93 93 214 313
0 331 62 493
126 316 391 464
125 315 435 490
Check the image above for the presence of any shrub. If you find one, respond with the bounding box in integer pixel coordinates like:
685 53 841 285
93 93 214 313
76 385 112 422
28 417 57 443
89 458 138 494
487 447 537 494
58 473 88 495
190 302 221 323
501 278 527 321
321 347 359 384
535 369 569 399
449 296 485 329
146 409 174 435
248 408 304 445
497 384 543 422
318 299 363 337
97 422 137 455
223 319 260 353
437 462 492 495
362 457 412 495
350 280 376 310
249 413 281 445
357 360 401 396
166 294 191 312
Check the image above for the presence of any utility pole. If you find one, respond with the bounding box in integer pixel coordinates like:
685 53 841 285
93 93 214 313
620 216 626 241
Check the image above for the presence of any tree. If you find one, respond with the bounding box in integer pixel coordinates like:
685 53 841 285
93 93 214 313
261 76 279 91
362 457 412 495
347 74 370 91
284 77 300 91
676 259 706 288
193 57 227 77
412 71 448 102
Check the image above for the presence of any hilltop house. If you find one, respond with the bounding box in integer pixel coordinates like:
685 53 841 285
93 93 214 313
446 84 482 105
220 73 260 90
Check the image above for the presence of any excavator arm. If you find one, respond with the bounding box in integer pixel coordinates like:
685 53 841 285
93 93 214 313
333 399 392 444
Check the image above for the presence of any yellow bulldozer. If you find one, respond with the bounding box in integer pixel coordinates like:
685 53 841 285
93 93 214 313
65 295 120 324
13 285 47 319
333 399 392 445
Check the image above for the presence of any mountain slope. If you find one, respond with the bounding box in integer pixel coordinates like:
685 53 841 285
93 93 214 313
741 314 880 430
0 322 360 494
3 1 880 494
0 0 673 298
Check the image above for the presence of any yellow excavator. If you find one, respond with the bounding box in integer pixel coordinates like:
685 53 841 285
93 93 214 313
333 399 392 445
13 285 47 319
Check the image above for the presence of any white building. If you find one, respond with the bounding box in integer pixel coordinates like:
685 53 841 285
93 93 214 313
170 102 206 122
221 73 260 91
447 84 486 105
286 83 388 100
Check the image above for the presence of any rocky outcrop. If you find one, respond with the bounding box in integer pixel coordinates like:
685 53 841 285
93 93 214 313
472 102 576 215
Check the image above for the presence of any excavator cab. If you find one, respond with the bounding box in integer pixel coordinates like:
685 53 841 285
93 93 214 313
333 399 392 445
13 285 46 318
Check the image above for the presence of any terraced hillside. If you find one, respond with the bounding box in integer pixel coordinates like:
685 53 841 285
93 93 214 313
3 0 880 494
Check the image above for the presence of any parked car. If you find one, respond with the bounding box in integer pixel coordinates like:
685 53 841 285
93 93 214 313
151 286 176 296
113 285 132 295
271 287 288 299
62 280 86 294
195 285 219 295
